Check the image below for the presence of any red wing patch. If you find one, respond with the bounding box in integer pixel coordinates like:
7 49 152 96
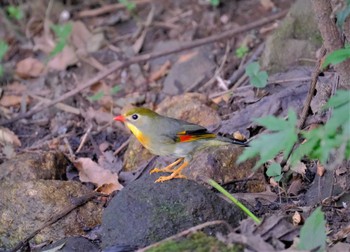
177 133 216 142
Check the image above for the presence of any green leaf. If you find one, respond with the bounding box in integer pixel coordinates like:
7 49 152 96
297 207 326 251
0 41 9 60
292 90 350 166
324 90 350 109
111 85 121 94
119 0 136 11
210 0 220 7
6 5 24 20
235 45 249 59
50 23 72 58
238 110 298 169
88 91 104 101
245 62 268 88
0 66 3 77
266 163 282 181
322 48 350 69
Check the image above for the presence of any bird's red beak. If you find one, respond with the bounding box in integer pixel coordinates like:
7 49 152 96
114 115 126 122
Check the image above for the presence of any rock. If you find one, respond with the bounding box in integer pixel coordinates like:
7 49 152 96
143 231 243 251
185 145 264 192
0 180 102 251
162 48 216 95
40 236 99 252
0 151 68 183
101 173 245 249
122 93 221 171
261 0 322 73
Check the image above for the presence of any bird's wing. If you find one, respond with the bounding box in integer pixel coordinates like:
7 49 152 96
160 118 216 143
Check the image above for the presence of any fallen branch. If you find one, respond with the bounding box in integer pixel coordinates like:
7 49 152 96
0 10 287 125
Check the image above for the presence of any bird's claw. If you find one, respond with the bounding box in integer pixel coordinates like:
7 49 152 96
150 167 176 174
154 173 187 183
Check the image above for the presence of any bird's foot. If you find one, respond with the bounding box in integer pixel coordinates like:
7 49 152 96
155 173 187 183
149 158 183 174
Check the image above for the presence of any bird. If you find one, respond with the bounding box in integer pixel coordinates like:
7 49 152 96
114 107 248 183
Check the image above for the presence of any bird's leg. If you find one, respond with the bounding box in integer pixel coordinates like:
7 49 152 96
150 158 184 174
154 160 189 183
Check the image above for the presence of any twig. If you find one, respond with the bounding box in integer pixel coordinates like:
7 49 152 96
137 220 233 252
201 41 231 90
114 137 130 156
77 0 153 18
227 42 265 88
76 124 93 153
9 192 101 252
297 46 326 129
0 10 288 126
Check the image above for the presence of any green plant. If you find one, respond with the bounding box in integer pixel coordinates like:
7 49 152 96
238 109 298 170
266 163 283 182
6 5 24 20
50 23 72 58
207 178 261 224
209 0 220 7
297 207 326 251
245 62 268 88
238 90 350 174
119 0 136 11
0 41 9 77
235 45 249 59
88 85 121 101
322 45 350 69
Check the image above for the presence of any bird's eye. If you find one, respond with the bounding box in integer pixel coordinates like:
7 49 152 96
131 114 138 120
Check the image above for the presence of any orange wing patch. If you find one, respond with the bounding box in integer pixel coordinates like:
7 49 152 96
177 132 216 143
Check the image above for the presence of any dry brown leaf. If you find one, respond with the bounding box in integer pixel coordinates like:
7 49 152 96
148 60 171 82
71 21 104 55
291 161 307 175
317 161 326 176
287 178 303 196
47 46 78 71
233 131 246 141
6 82 27 93
0 126 21 147
0 95 24 107
292 211 303 226
269 177 278 187
16 57 45 78
260 0 275 10
74 157 123 194
3 145 16 158
178 51 197 63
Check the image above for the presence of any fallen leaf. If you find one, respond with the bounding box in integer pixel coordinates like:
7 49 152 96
287 178 303 196
260 0 275 10
71 21 104 55
16 57 45 78
0 95 26 107
6 81 27 93
47 46 78 71
148 60 171 82
269 177 278 187
292 211 303 226
3 145 16 158
291 161 307 175
0 126 21 147
74 157 123 194
233 131 246 141
178 51 197 63
317 161 326 176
